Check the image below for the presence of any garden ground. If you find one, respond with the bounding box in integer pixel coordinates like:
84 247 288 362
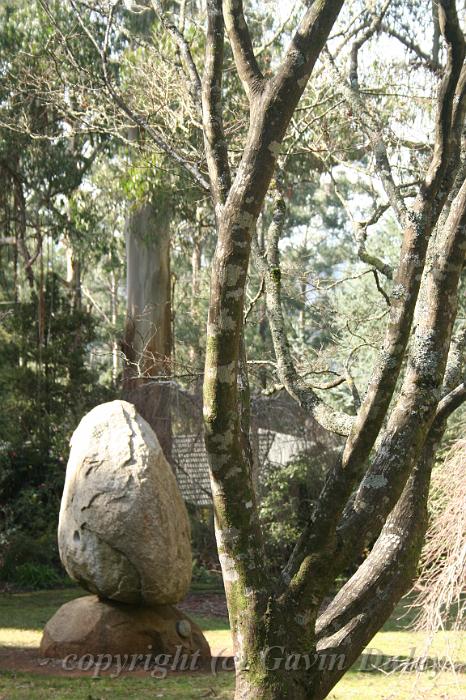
0 587 464 699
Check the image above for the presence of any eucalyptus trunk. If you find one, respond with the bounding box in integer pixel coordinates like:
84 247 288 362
122 198 173 458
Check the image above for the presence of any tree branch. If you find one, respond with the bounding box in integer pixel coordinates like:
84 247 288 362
330 172 393 279
321 0 465 520
324 44 408 226
202 0 231 213
314 424 438 699
282 99 466 603
435 381 466 422
336 175 466 563
150 0 202 104
223 0 264 99
314 373 466 697
381 22 441 73
253 180 354 436
423 1 466 202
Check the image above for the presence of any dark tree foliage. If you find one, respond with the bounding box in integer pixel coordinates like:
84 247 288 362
0 276 111 586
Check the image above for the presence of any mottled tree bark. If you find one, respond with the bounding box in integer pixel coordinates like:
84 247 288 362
200 2 346 698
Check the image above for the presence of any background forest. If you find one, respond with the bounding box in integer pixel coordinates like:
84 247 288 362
0 0 464 605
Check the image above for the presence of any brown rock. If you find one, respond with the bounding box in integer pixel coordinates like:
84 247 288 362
40 595 211 661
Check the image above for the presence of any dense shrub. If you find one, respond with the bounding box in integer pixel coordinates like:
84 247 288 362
0 276 113 588
258 454 328 573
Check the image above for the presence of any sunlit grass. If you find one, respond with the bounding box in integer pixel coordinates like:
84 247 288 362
0 669 465 699
0 588 465 699
328 671 466 700
0 628 40 648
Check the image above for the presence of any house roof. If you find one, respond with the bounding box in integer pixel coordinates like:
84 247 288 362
172 431 276 507
172 434 212 507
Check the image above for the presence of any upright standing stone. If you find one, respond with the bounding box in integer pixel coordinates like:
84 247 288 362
58 400 192 605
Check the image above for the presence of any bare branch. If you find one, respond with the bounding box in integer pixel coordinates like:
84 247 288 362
149 0 202 103
253 179 353 436
381 22 441 73
223 0 264 99
324 46 409 225
435 381 466 422
66 0 210 190
371 269 391 305
348 0 391 90
244 275 264 322
330 172 393 279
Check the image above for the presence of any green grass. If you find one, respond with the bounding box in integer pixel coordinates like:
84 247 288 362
0 588 465 699
0 588 85 649
0 672 235 699
0 588 232 653
0 669 464 700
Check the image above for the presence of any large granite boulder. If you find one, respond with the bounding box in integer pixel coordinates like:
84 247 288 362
40 595 210 660
58 400 191 605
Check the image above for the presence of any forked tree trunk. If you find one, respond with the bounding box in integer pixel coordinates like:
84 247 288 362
122 198 173 458
197 2 466 699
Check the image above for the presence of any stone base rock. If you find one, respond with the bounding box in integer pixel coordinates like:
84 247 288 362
40 596 211 661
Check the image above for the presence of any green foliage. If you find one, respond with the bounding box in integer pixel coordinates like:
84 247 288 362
0 276 112 586
191 559 223 589
258 454 328 571
0 275 108 454
0 531 71 589
7 563 64 590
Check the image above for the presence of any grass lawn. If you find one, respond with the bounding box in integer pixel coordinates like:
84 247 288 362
0 587 464 699
0 671 464 700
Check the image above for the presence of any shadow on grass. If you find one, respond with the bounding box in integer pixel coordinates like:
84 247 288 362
0 588 85 631
0 587 230 632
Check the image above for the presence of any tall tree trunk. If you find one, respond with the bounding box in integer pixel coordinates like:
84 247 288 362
122 198 173 459
110 269 120 387
65 243 81 311
191 239 201 303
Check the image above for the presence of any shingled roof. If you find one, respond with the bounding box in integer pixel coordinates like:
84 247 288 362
172 431 276 507
172 434 212 507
